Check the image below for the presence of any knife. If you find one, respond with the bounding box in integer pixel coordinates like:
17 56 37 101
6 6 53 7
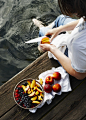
25 35 51 44
25 36 46 44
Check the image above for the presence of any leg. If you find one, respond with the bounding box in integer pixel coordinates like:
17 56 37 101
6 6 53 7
53 14 76 28
39 27 51 37
39 14 77 37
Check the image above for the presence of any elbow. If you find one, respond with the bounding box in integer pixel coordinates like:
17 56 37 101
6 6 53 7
73 71 85 80
71 68 85 80
75 76 84 80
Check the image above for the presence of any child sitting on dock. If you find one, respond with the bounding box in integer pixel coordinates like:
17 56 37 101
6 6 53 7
32 0 86 80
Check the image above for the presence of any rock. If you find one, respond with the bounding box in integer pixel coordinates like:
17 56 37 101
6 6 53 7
0 0 61 85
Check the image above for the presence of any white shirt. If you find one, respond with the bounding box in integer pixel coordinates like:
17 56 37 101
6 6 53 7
67 17 86 73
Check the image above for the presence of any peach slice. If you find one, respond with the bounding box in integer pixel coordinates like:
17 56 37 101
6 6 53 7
31 96 37 101
37 88 42 93
36 83 40 87
28 91 35 97
32 101 40 104
25 85 29 91
35 91 39 95
27 80 31 87
34 86 37 90
40 92 44 97
31 80 36 88
39 78 43 85
21 85 26 93
38 95 42 101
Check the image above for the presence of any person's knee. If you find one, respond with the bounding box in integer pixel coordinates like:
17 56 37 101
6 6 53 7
39 27 51 37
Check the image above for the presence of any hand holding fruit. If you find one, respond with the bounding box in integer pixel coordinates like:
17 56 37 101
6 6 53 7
41 37 50 44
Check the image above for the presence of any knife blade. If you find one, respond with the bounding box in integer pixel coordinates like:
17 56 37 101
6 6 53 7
25 36 46 44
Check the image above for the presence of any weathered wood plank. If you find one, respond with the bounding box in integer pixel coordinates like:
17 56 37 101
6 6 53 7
0 52 59 117
62 96 86 120
41 79 86 120
1 77 84 120
82 116 86 120
0 52 85 120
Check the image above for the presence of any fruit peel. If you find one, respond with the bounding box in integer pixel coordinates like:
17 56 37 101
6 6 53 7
52 83 61 92
52 72 61 81
44 84 52 93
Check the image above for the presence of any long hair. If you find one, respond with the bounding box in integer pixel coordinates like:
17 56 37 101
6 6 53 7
58 0 86 20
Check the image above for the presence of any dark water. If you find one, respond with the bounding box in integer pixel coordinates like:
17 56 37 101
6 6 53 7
0 0 61 86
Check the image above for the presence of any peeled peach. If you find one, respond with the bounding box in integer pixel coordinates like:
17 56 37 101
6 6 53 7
41 37 50 44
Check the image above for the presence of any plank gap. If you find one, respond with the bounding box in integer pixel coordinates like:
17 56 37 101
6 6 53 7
0 104 16 118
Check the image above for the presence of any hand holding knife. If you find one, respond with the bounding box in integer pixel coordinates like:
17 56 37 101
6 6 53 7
25 35 51 44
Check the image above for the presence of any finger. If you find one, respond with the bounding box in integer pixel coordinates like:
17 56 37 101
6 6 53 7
46 35 51 38
45 30 52 36
40 44 44 48
39 44 46 52
45 32 50 36
50 35 54 42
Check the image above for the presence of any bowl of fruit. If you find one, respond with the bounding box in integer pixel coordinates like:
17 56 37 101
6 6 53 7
13 78 44 110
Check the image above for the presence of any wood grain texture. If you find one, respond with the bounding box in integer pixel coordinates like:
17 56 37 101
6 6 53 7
0 52 59 118
0 52 85 120
41 79 86 120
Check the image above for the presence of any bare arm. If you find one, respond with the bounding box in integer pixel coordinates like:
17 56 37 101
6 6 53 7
46 19 80 42
40 44 86 80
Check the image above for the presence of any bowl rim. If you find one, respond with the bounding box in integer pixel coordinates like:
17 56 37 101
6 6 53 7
13 78 44 110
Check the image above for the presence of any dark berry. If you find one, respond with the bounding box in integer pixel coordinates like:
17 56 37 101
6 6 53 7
17 87 21 90
19 93 22 97
16 99 20 103
26 105 29 108
21 98 24 102
20 88 24 92
25 98 29 101
18 90 21 93
19 100 23 105
23 103 27 107
25 96 28 98
24 93 28 96
16 98 19 100
29 99 32 103
21 91 23 94
23 82 28 86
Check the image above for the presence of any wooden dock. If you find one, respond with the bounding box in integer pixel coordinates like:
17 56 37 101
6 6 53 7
0 52 86 120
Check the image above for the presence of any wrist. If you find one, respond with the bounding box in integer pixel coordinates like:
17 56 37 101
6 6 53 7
50 45 57 53
58 25 64 33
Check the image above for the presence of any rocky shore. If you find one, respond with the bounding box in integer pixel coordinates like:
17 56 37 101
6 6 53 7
0 0 61 85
